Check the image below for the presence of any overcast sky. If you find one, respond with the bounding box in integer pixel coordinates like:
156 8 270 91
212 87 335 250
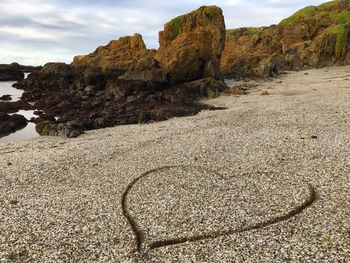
0 0 327 65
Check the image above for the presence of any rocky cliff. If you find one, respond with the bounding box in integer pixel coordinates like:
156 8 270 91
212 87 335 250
221 0 350 78
73 6 225 84
12 6 227 137
155 6 226 83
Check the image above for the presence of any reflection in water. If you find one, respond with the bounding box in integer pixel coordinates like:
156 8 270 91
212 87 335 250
0 81 22 102
0 76 40 143
0 123 38 143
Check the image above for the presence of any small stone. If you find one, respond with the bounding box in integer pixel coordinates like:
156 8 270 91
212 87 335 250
311 135 318 139
9 199 18 205
261 90 269 96
7 162 12 166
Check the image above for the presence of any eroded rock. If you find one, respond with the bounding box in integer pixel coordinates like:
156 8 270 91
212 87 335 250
156 6 226 83
221 1 350 79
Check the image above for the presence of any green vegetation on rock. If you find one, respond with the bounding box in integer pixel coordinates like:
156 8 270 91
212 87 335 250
169 15 184 36
243 27 262 36
168 6 222 36
226 27 263 41
279 0 350 58
319 1 337 10
327 24 349 58
119 36 131 44
280 6 318 25
42 124 56 136
333 10 350 24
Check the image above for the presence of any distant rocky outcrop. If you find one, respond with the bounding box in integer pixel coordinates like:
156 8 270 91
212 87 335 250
221 0 350 79
14 6 228 137
0 63 42 81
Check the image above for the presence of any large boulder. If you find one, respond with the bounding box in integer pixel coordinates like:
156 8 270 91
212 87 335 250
72 33 158 76
0 112 27 137
155 6 226 84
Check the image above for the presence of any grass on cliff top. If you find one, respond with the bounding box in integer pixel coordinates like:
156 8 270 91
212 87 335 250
279 0 350 58
280 6 319 25
119 36 131 44
168 6 222 36
169 15 184 36
279 1 342 25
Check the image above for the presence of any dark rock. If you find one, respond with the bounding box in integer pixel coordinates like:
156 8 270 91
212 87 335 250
0 95 12 101
0 101 34 113
0 68 24 81
0 63 41 81
0 112 27 137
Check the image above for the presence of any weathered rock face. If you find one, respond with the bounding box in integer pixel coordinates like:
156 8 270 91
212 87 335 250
156 6 226 83
0 112 27 137
72 33 158 76
221 0 350 78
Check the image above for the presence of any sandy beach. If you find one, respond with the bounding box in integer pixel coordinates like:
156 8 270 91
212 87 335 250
1 66 350 262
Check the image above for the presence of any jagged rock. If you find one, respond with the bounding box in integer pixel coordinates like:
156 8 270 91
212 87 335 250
155 6 226 84
0 112 27 136
72 33 158 75
221 0 350 79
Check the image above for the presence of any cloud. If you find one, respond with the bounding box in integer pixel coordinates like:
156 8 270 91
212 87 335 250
0 0 327 65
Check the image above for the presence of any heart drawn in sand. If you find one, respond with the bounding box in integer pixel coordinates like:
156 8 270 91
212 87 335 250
122 166 315 253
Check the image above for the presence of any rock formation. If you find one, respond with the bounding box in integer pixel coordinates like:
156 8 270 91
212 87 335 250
13 6 227 137
72 33 159 77
0 64 24 81
156 6 226 83
0 63 42 81
221 0 350 78
0 112 27 137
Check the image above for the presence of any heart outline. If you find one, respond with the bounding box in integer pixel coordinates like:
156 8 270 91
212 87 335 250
122 165 316 254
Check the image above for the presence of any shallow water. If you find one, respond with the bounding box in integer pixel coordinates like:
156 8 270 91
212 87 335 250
0 81 23 102
0 75 40 143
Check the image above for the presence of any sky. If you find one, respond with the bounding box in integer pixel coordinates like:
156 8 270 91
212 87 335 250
0 0 328 66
